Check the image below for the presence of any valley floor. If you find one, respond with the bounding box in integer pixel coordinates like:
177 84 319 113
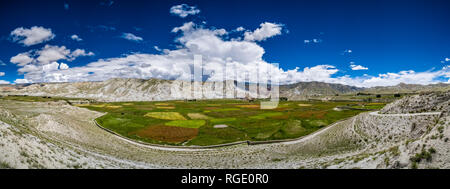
0 99 449 169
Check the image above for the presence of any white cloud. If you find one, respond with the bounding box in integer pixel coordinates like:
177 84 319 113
43 62 60 72
13 23 331 85
244 22 283 41
10 52 34 66
10 45 93 76
71 34 82 41
341 69 450 87
121 33 143 42
0 80 10 84
0 72 4 76
344 49 352 53
445 58 450 62
172 22 195 33
10 26 55 46
16 22 269 83
350 64 369 70
11 22 450 87
154 46 161 51
0 60 7 66
235 27 245 32
214 29 228 36
175 25 264 64
18 65 40 73
70 49 95 59
30 45 93 65
36 45 71 65
59 63 69 70
14 79 30 84
304 38 322 44
170 4 200 18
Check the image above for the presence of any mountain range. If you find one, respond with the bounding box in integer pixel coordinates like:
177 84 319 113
1 78 449 101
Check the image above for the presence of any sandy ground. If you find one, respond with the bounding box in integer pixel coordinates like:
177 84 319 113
369 111 442 116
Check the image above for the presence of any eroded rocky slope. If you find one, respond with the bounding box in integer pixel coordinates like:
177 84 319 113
4 78 255 101
2 78 450 102
380 91 450 114
363 83 450 94
279 81 361 100
2 78 364 101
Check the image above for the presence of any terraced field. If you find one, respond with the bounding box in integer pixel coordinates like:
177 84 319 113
76 100 385 146
1 92 448 169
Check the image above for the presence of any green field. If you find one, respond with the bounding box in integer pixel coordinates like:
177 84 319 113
72 99 386 146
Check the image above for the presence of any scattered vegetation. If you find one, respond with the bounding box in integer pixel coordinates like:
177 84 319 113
0 161 12 169
438 126 444 134
384 156 390 167
410 148 437 163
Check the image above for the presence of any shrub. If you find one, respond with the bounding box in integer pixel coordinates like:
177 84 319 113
428 148 436 154
410 148 434 163
0 161 12 169
410 154 421 163
438 126 444 133
384 157 390 166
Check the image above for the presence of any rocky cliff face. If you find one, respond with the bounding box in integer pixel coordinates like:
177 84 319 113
380 91 450 115
363 83 450 94
2 78 364 101
279 81 361 100
3 78 449 102
5 78 266 101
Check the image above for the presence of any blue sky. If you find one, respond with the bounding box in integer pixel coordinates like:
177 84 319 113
0 0 449 87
